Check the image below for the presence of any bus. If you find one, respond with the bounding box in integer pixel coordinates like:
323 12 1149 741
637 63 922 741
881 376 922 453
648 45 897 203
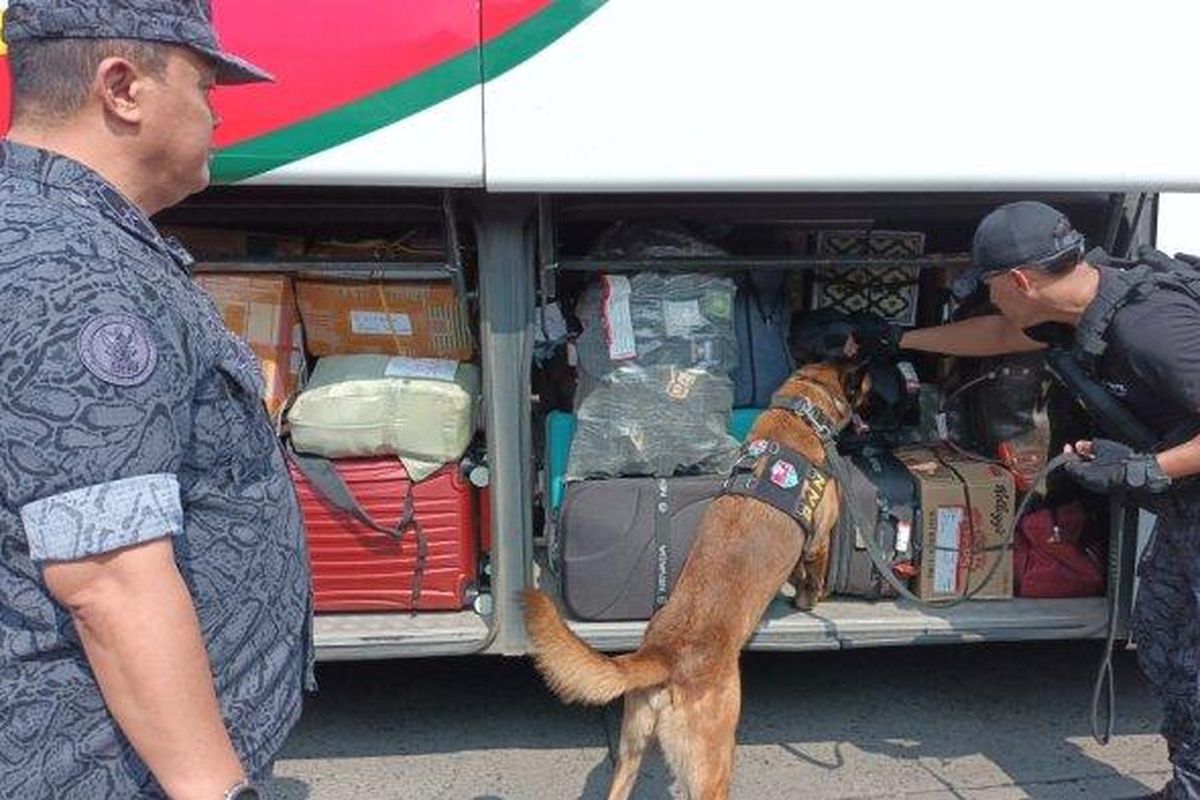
4 0 1197 660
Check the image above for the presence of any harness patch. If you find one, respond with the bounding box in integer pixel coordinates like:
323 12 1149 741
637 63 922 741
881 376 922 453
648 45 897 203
77 313 158 387
770 460 800 489
724 445 831 535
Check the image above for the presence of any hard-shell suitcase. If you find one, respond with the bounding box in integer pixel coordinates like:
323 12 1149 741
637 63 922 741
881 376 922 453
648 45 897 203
289 456 478 612
558 475 724 621
827 449 918 599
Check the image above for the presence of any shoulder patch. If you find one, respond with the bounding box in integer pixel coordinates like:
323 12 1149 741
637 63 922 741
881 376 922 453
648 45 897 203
77 312 158 387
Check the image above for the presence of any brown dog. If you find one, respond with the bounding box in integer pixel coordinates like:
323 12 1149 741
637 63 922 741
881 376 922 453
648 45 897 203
523 362 867 800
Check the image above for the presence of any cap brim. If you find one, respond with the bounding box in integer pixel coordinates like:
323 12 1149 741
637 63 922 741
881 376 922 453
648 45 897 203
195 45 275 85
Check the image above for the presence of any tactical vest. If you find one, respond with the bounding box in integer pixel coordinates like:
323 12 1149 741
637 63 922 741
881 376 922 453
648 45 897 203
1048 247 1200 450
1073 246 1200 371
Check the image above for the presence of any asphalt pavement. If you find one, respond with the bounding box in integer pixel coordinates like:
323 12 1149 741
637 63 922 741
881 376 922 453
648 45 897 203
267 641 1171 799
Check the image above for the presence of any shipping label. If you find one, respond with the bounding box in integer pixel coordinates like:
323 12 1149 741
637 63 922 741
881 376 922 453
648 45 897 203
934 506 964 595
662 299 705 337
384 356 459 382
350 310 413 336
602 275 636 360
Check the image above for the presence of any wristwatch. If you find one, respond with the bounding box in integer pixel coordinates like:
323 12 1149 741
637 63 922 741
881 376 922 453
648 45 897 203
222 779 262 800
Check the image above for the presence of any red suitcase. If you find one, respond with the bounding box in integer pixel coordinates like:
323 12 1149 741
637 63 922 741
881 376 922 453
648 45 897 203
290 457 479 612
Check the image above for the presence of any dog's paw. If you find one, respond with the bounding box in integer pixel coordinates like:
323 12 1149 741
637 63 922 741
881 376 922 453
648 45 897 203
793 589 816 611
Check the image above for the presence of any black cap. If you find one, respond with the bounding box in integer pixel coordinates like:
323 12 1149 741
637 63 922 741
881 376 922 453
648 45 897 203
952 201 1086 299
3 0 273 85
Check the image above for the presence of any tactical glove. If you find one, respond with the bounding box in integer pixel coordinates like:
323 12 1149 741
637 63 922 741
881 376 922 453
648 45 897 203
1064 438 1172 494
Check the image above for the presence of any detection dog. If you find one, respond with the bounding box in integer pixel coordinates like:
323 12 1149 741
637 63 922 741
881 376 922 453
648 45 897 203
524 362 867 800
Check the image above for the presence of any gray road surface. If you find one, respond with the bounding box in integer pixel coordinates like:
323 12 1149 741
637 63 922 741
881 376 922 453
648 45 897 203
268 641 1170 799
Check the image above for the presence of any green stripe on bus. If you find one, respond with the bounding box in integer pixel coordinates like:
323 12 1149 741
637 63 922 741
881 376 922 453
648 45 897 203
212 0 607 184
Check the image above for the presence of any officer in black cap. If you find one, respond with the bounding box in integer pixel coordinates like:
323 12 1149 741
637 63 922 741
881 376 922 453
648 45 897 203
0 2 309 799
856 200 1200 799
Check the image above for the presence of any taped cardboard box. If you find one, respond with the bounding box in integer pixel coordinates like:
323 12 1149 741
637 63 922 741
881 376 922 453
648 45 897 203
295 279 473 360
893 445 1015 600
194 273 302 418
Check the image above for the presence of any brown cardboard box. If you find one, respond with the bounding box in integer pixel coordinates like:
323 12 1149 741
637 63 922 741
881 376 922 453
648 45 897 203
295 279 473 359
894 445 1015 600
162 225 305 259
194 273 300 418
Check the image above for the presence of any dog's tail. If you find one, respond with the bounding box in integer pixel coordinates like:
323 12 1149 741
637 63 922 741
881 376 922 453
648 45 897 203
522 589 670 705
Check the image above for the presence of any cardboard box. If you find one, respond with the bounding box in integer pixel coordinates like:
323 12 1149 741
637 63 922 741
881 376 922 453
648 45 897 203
894 445 1015 600
295 279 473 360
162 225 305 259
194 273 300 418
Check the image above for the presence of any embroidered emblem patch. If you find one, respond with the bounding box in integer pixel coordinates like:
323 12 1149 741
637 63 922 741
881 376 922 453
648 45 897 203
747 439 770 457
78 313 158 387
770 460 800 489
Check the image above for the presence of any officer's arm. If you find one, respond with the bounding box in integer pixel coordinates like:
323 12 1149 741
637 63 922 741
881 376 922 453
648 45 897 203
42 538 247 800
900 314 1044 357
1155 433 1200 481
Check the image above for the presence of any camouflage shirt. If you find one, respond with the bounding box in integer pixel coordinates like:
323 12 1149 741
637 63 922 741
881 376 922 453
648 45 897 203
0 141 313 798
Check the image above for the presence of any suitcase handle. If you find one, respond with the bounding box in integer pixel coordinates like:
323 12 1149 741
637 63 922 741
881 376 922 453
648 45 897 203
286 441 428 608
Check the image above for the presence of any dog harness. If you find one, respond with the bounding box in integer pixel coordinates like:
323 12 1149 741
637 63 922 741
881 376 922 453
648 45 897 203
720 387 846 537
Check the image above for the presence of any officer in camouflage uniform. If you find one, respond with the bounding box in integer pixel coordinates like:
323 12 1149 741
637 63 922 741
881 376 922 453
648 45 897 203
0 2 312 798
857 201 1200 799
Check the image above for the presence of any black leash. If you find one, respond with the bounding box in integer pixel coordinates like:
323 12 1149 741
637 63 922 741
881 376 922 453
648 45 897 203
830 444 1128 746
825 446 1078 609
929 362 1133 743
1090 497 1133 746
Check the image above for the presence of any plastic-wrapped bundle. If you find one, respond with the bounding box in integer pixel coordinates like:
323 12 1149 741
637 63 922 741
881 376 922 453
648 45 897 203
568 364 739 479
568 270 739 479
573 272 739 379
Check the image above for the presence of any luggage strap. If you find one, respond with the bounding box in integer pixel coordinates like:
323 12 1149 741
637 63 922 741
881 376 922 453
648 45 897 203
286 443 429 610
652 479 673 610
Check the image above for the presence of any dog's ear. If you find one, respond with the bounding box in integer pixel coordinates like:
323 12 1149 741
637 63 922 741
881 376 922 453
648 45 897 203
840 361 872 409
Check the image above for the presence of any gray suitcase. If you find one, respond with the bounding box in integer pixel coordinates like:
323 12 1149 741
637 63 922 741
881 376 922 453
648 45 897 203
828 450 918 599
558 476 724 621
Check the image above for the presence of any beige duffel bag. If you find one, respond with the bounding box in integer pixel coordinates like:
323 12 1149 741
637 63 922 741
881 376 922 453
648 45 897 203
287 355 479 480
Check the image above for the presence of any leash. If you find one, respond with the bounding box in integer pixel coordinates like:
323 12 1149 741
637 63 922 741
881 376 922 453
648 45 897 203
769 375 1122 744
825 446 1079 609
1090 494 1131 746
927 362 1132 743
829 443 1128 746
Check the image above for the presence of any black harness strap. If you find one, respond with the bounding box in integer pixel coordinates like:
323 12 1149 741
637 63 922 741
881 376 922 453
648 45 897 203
718 381 850 540
723 440 831 536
